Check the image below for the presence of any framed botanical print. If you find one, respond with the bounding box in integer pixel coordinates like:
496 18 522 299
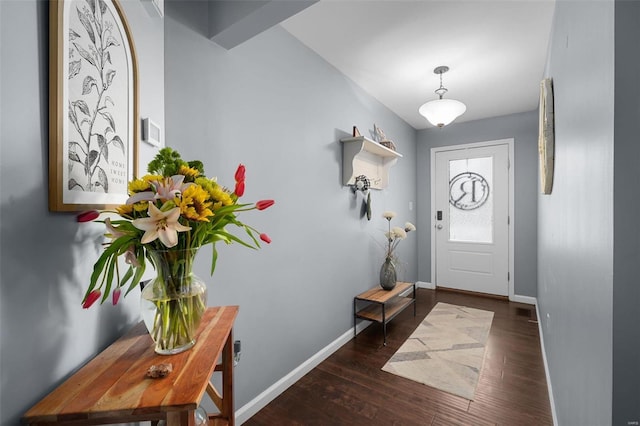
49 0 139 211
538 78 554 195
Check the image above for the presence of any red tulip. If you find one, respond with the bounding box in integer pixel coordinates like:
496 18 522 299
255 199 275 211
77 210 99 222
82 290 101 309
234 180 245 197
112 288 122 306
234 164 246 183
260 233 272 244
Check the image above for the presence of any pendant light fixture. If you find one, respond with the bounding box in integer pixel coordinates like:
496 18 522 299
418 66 466 128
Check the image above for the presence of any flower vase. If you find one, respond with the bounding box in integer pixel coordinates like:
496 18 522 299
141 248 207 355
380 257 397 290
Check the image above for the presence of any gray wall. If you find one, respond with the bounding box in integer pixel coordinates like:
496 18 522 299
416 111 539 297
613 0 640 423
164 0 419 412
538 1 614 425
0 0 163 423
0 0 418 422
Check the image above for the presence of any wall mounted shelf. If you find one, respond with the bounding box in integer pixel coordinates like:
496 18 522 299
340 136 402 190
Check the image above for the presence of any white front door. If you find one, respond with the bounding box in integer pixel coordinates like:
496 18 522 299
433 142 511 296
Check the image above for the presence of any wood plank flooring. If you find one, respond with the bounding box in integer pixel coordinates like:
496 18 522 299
245 288 552 425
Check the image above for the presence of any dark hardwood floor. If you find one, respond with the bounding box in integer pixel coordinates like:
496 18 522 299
245 288 553 425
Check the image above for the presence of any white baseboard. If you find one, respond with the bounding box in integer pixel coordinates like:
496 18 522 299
416 281 435 289
235 288 549 425
235 320 372 424
510 294 537 305
535 303 558 426
420 281 535 306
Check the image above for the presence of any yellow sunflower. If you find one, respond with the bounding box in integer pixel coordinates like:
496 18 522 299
176 185 213 222
128 177 151 194
178 164 200 181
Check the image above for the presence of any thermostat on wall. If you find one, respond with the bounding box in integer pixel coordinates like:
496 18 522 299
142 118 161 147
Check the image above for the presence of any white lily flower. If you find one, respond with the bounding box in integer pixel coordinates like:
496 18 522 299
382 211 397 220
104 218 125 240
405 222 416 232
124 246 140 267
153 175 193 202
132 202 191 248
391 226 407 239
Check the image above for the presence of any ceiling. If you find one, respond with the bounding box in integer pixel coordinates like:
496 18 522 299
280 0 556 130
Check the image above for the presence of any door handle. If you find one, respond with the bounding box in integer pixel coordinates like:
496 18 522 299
436 224 443 230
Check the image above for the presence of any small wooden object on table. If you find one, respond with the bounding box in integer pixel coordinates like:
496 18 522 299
22 306 238 426
353 282 416 346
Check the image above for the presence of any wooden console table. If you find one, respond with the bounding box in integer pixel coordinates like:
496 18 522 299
354 282 416 346
23 306 238 426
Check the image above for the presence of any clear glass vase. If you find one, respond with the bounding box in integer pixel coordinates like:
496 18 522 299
380 257 397 290
141 248 208 355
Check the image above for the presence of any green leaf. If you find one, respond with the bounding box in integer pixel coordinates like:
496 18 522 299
82 75 97 95
76 6 95 45
126 251 147 296
69 60 82 78
97 134 108 163
88 149 99 167
105 69 116 88
69 29 81 41
211 245 218 276
242 224 260 247
99 0 107 15
88 237 133 290
99 110 115 131
119 266 134 288
110 136 124 153
105 35 120 48
69 150 82 164
101 253 116 303
216 230 257 250
68 178 83 191
73 42 96 67
73 100 90 116
96 167 108 192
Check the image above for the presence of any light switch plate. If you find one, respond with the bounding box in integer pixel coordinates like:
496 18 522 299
142 118 161 148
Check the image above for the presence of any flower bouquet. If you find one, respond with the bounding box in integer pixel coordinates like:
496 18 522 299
380 211 416 290
79 147 274 354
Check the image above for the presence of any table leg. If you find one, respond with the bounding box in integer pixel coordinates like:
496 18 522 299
167 409 196 426
413 283 417 316
222 329 235 426
353 298 357 339
382 303 387 346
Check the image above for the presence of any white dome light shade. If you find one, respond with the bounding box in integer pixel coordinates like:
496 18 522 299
419 98 467 128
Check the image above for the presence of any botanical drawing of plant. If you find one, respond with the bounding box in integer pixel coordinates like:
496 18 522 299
67 0 126 193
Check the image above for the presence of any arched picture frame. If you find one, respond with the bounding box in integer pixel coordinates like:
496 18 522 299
49 0 139 211
538 78 554 195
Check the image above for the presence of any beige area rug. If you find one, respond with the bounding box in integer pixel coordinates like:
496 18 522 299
382 302 494 400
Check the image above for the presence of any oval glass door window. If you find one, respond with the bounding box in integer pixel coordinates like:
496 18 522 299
448 157 493 243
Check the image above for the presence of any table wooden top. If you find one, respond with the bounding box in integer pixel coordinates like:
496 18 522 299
23 306 238 425
354 282 413 304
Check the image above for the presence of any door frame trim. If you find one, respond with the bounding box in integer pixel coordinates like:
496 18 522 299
430 138 515 300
